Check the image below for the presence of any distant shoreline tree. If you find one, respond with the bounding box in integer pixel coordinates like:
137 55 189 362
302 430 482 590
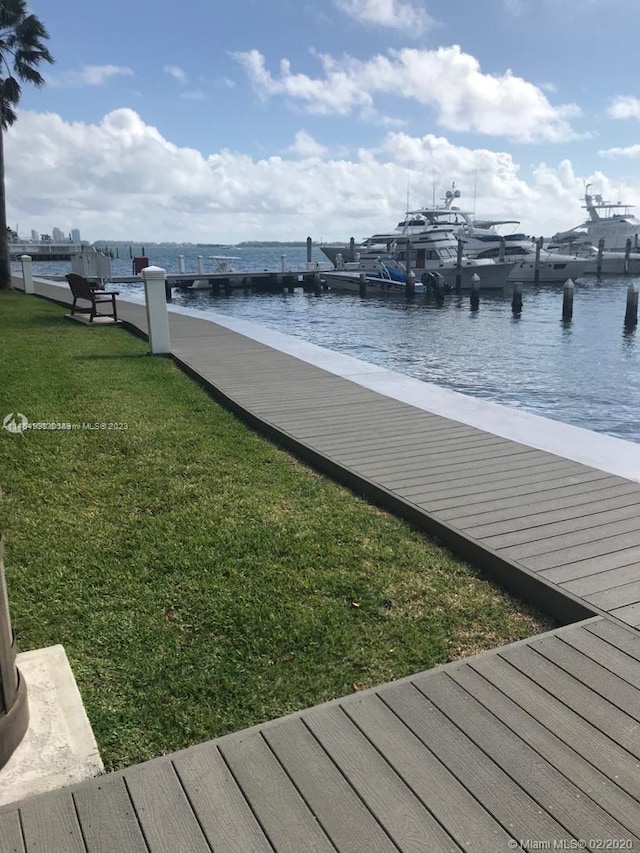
0 1 53 290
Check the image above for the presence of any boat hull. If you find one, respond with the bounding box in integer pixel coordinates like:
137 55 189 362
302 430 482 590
322 271 425 294
508 258 588 284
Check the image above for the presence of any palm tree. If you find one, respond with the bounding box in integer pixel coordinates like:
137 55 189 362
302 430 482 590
0 1 52 289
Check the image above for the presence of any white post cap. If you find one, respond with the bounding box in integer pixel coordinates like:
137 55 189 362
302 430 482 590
20 254 32 261
141 265 166 279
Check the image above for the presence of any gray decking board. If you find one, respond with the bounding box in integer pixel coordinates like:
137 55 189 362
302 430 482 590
124 761 212 853
0 811 25 853
587 617 640 661
339 695 513 852
514 529 640 572
262 718 399 853
301 705 462 852
376 681 572 842
366 449 563 489
217 731 337 853
397 461 593 503
540 547 640 584
488 510 640 555
585 579 640 610
435 474 622 520
19 791 87 853
610 602 640 627
73 776 149 853
172 743 274 853
462 655 640 831
562 562 640 597
462 487 640 537
412 671 630 840
498 644 640 757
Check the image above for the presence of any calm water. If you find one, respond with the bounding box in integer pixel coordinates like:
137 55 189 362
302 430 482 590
20 246 640 444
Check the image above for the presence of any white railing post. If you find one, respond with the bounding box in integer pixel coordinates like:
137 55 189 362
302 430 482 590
178 254 185 273
197 255 204 274
20 255 33 294
142 266 170 354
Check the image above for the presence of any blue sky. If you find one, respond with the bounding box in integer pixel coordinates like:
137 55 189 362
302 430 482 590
7 0 640 242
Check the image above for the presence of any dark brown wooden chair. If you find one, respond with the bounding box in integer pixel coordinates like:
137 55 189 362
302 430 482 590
65 273 119 322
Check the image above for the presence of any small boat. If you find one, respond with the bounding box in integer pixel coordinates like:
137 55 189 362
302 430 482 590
322 255 427 294
188 256 241 290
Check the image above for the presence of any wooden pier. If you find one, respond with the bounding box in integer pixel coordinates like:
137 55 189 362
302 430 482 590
4 277 640 848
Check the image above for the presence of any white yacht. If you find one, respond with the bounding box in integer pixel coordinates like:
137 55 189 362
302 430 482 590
553 185 640 253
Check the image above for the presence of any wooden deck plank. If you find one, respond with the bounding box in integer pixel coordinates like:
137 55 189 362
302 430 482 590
0 811 25 853
529 636 640 721
586 618 640 662
124 761 212 853
474 501 640 548
73 776 148 853
172 742 273 853
20 792 86 853
514 529 640 573
562 563 640 597
327 435 519 470
609 602 640 626
436 475 623 520
309 427 503 458
263 717 397 853
465 654 640 829
359 448 547 485
377 680 571 841
341 694 513 852
500 643 640 757
218 730 336 853
448 482 640 530
303 704 461 852
540 547 640 584
585 579 640 610
559 627 640 685
398 461 589 503
495 515 640 560
413 671 627 840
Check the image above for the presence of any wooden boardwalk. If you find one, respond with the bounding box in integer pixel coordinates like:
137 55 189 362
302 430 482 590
4 279 640 848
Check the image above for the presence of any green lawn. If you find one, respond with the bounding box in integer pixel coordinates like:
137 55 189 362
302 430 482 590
0 291 553 770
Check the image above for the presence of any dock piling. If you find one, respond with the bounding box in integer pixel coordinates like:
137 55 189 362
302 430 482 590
314 272 322 296
359 273 367 297
178 254 185 274
142 266 171 354
406 270 416 299
498 238 506 263
534 237 543 286
511 281 523 314
470 273 480 309
562 279 574 322
597 238 605 279
625 284 639 328
20 255 33 295
197 255 204 274
624 238 632 275
349 237 355 261
456 239 463 291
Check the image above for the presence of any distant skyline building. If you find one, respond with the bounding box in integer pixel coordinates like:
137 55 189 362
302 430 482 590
30 229 39 242
52 226 65 241
71 228 81 243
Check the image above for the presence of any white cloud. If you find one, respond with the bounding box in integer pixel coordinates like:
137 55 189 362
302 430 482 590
333 0 435 35
164 65 188 83
600 144 640 158
51 65 134 87
233 46 580 142
5 108 632 243
181 90 206 101
503 0 526 15
607 95 640 119
288 130 327 158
